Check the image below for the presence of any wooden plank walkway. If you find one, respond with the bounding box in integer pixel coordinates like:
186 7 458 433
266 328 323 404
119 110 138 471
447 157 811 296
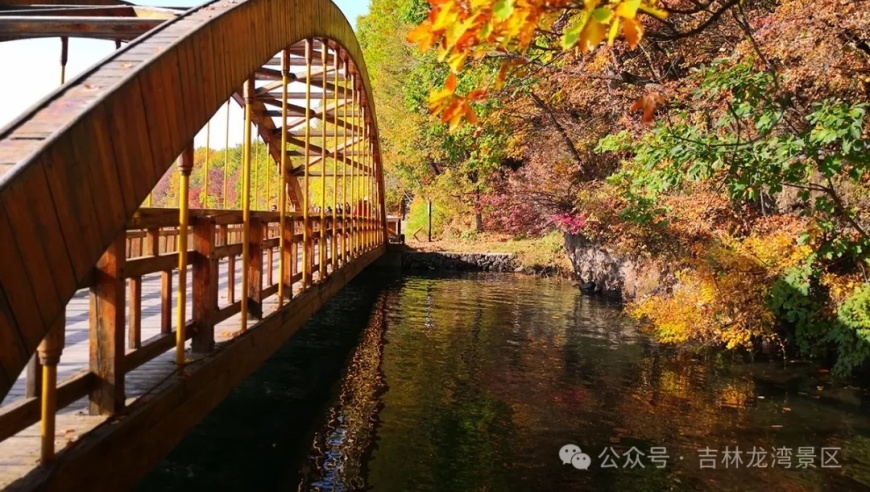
0 250 307 488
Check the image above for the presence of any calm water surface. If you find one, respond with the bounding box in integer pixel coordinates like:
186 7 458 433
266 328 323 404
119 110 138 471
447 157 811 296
138 272 870 491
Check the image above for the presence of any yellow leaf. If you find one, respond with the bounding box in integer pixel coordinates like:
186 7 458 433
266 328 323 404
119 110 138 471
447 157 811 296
616 0 641 19
432 6 458 31
623 17 643 48
579 19 606 52
448 51 468 73
639 3 668 20
436 45 449 63
607 18 620 45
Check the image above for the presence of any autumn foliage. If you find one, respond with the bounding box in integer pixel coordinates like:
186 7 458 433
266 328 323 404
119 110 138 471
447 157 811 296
360 0 870 375
407 0 667 129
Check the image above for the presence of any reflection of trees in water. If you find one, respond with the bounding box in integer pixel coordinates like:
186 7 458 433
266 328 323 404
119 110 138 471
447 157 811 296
299 293 390 491
298 274 870 491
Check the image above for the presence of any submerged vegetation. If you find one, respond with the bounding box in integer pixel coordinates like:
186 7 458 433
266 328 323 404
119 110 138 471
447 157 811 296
356 0 870 375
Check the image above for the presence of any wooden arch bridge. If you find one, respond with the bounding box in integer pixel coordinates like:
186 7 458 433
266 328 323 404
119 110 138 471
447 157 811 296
0 1 393 489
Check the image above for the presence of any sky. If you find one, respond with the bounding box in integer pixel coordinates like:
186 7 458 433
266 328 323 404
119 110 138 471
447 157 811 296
0 0 370 144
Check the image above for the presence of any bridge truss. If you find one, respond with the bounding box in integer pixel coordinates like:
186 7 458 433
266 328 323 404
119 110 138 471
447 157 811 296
0 1 387 488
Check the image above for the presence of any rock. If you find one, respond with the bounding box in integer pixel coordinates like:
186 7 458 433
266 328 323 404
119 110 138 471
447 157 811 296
563 233 674 300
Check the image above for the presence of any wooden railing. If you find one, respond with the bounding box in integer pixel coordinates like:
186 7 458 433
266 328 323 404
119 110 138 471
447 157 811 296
0 207 383 458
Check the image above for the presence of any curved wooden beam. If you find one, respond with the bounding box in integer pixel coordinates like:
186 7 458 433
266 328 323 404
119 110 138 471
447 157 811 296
0 0 384 399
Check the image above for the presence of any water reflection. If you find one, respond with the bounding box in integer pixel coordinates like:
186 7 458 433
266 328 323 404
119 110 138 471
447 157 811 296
302 294 389 491
299 272 870 491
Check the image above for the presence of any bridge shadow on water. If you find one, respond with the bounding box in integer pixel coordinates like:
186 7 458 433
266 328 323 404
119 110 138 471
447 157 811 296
134 269 397 492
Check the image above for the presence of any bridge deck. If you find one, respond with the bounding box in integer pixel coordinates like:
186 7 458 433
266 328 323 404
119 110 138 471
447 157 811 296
0 254 296 488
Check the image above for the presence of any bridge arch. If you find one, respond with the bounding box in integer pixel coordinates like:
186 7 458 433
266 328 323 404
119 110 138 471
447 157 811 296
0 0 386 400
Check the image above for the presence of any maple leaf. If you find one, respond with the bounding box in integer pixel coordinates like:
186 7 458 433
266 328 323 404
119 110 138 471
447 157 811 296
622 17 643 48
629 92 667 124
407 22 436 53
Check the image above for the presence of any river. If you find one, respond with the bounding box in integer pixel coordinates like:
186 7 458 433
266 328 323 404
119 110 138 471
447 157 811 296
136 271 870 491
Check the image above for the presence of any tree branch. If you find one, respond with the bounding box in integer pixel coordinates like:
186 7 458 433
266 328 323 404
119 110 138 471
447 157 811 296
528 91 584 171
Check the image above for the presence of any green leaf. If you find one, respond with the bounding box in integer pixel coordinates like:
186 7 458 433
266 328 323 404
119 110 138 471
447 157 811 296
493 0 514 20
561 21 583 49
592 7 613 23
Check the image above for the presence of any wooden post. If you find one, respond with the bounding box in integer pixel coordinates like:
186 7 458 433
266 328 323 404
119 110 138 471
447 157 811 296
305 215 314 282
267 245 274 287
192 217 217 353
398 202 403 239
89 235 126 415
128 277 141 349
25 354 42 399
282 215 295 299
428 199 432 242
38 315 64 463
160 272 172 334
228 254 236 304
219 224 228 247
247 219 264 320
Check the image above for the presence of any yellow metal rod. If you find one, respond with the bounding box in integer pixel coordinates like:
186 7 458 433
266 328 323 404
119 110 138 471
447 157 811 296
241 79 254 331
319 40 327 279
39 364 57 463
176 146 193 365
303 40 312 288
363 120 368 250
342 59 349 264
254 138 260 211
224 100 230 209
366 136 371 250
332 48 339 271
371 141 376 245
355 89 361 255
278 48 289 305
267 144 272 210
362 107 367 249
366 136 375 249
360 111 366 252
350 76 357 258
204 122 210 208
372 142 377 245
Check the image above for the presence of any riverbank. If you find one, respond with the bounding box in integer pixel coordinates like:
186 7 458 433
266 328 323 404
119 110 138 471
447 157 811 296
403 231 574 277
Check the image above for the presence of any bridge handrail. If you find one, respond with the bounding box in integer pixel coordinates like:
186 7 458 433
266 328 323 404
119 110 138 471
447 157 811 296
0 207 381 445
